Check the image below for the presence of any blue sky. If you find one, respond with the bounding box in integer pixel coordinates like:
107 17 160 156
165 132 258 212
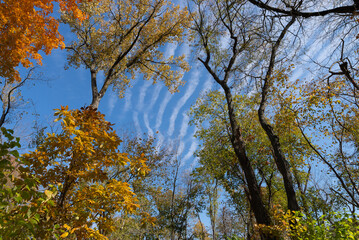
18 24 214 168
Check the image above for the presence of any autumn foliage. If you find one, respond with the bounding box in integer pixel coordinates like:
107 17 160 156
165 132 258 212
22 106 148 238
0 0 87 82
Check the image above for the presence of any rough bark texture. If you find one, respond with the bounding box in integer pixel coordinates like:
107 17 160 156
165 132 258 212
257 17 300 212
223 85 273 226
195 5 278 234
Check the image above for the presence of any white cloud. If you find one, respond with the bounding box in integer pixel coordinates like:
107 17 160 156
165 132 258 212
137 80 152 110
182 138 198 165
107 92 117 116
219 32 230 50
177 141 185 158
164 43 178 59
155 131 165 150
155 91 173 130
179 113 189 139
124 89 132 112
178 42 191 61
132 111 142 137
148 84 163 111
167 67 200 136
315 38 341 64
143 113 154 136
199 74 213 95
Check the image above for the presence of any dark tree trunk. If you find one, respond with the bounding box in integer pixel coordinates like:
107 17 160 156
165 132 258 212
198 49 277 239
221 83 277 240
257 17 300 212
257 111 300 212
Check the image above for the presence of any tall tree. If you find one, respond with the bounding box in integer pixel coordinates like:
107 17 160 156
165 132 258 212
190 0 359 232
189 0 304 236
23 106 148 238
108 134 175 239
190 90 311 237
190 1 274 236
62 0 191 109
242 0 359 214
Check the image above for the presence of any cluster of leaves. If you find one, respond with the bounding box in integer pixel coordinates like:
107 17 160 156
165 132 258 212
108 135 206 239
0 0 194 238
21 106 148 238
0 0 88 82
190 89 310 205
258 208 359 240
0 128 58 239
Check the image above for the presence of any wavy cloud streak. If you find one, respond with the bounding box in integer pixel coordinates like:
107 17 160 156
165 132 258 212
124 89 132 112
155 91 173 130
148 84 163 111
167 66 200 136
179 113 190 139
132 111 142 136
182 138 198 165
137 80 152 111
143 113 154 136
107 92 117 116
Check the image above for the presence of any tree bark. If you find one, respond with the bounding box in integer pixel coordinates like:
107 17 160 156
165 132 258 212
197 36 277 240
198 57 277 238
90 70 102 109
257 17 300 212
222 83 274 230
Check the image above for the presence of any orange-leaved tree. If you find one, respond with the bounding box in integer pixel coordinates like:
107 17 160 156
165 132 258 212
0 0 87 82
23 106 148 239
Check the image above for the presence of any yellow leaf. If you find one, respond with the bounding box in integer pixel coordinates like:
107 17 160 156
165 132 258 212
63 224 71 230
60 232 69 238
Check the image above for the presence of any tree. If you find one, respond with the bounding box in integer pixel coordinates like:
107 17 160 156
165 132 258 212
192 220 210 240
0 0 87 82
22 106 148 238
216 203 246 239
162 171 205 240
189 0 300 236
109 145 206 240
62 0 191 109
277 61 359 212
108 134 175 239
247 0 359 18
0 128 59 239
243 0 359 214
190 90 312 237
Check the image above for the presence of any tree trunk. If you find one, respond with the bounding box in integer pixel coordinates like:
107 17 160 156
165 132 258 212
90 70 102 109
258 114 300 211
91 97 101 110
221 83 277 240
258 17 300 212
